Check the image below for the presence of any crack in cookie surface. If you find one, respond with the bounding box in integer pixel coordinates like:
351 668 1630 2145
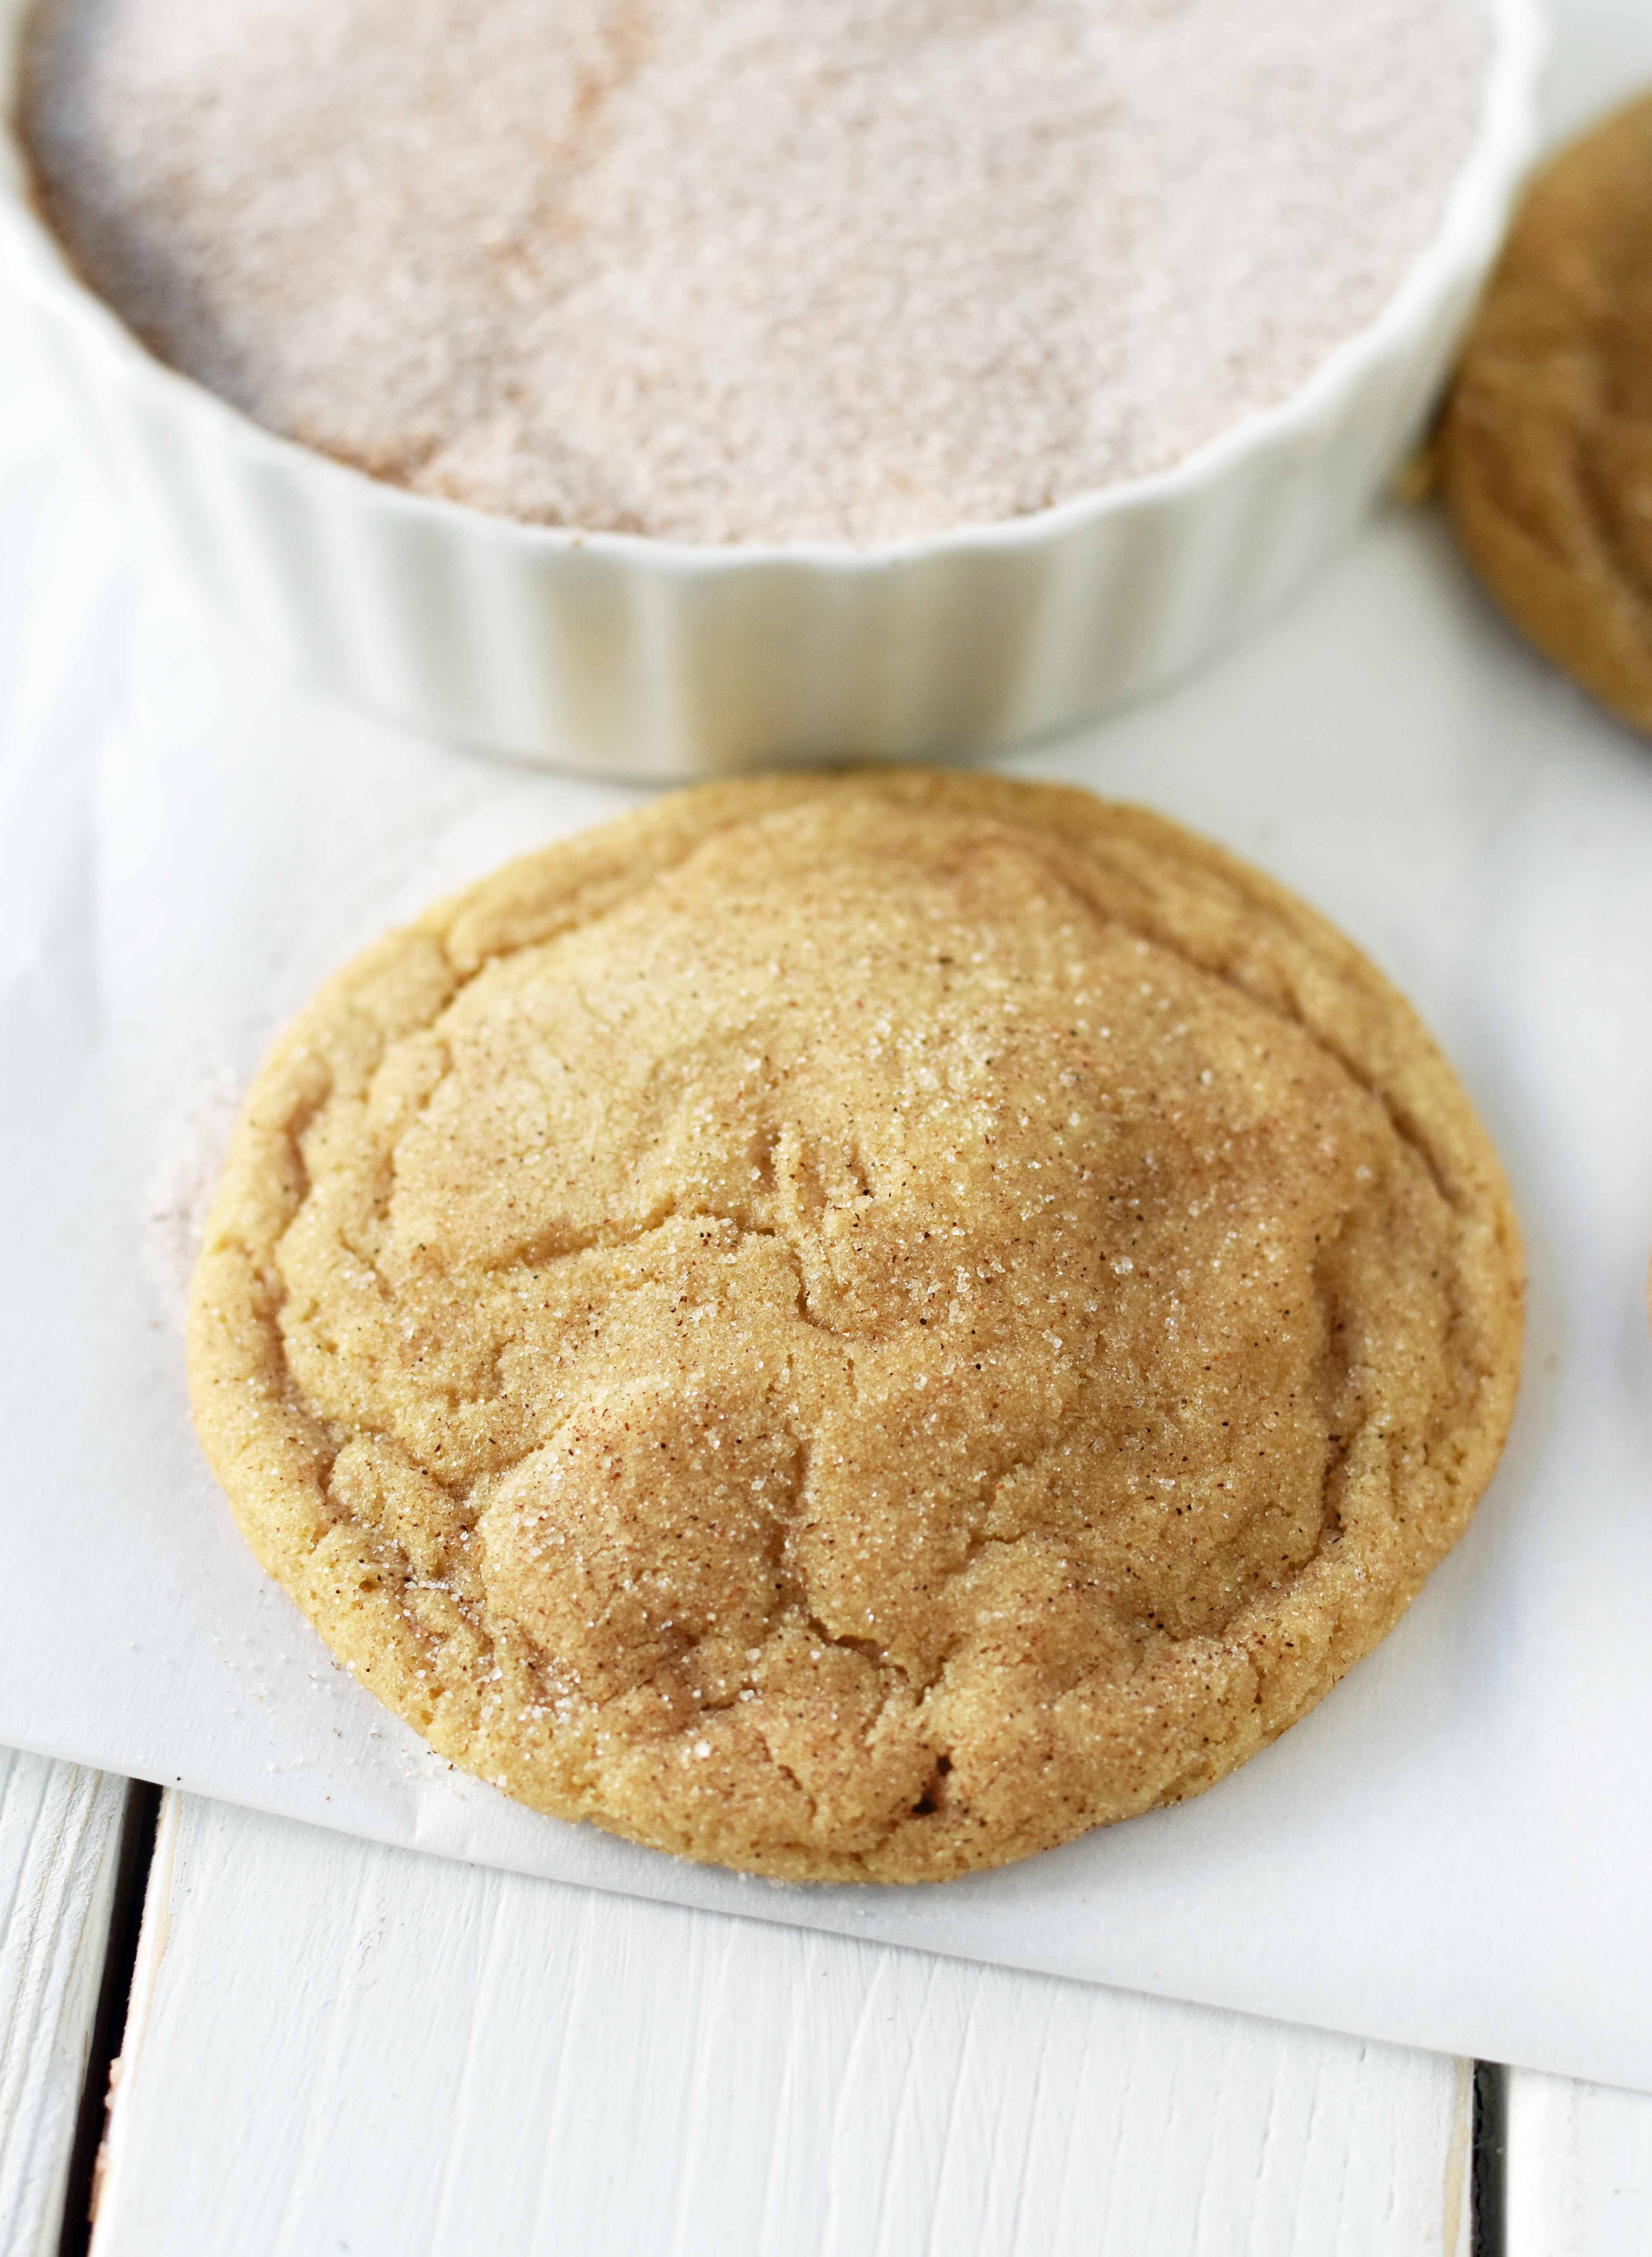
188 773 1524 1881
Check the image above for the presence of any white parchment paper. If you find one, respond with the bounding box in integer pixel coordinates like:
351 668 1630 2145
4 2 1652 2091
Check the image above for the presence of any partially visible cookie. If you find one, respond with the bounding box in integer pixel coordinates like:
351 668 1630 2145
187 772 1524 1882
1441 93 1652 733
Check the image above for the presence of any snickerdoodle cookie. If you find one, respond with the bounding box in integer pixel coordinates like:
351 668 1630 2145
187 773 1523 1880
1441 92 1652 734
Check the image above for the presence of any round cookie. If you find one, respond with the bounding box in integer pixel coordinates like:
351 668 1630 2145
187 772 1524 1882
1440 93 1652 734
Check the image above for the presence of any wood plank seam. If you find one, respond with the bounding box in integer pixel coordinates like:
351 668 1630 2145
87 1788 180 2255
59 1781 163 2257
1472 2061 1508 2257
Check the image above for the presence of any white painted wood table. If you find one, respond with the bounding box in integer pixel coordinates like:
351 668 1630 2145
2 1743 1645 2257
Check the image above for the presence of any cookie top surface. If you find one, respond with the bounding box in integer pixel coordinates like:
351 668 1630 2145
1441 93 1652 735
187 772 1523 1881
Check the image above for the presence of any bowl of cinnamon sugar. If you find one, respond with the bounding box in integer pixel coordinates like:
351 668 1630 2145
2 0 1541 777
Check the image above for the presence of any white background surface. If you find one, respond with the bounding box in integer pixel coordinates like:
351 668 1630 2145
3 0 1652 2100
92 1785 1475 2257
0 1748 127 2254
0 1747 1485 2257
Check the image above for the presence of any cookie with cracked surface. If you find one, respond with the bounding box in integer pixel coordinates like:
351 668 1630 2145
187 771 1524 1881
1440 91 1652 735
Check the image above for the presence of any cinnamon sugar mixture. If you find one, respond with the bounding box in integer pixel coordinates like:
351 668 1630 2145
25 0 1488 544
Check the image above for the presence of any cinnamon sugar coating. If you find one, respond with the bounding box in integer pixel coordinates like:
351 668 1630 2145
24 0 1488 545
187 774 1523 1879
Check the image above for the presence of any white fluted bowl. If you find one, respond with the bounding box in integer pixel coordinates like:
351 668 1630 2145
0 0 1544 779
